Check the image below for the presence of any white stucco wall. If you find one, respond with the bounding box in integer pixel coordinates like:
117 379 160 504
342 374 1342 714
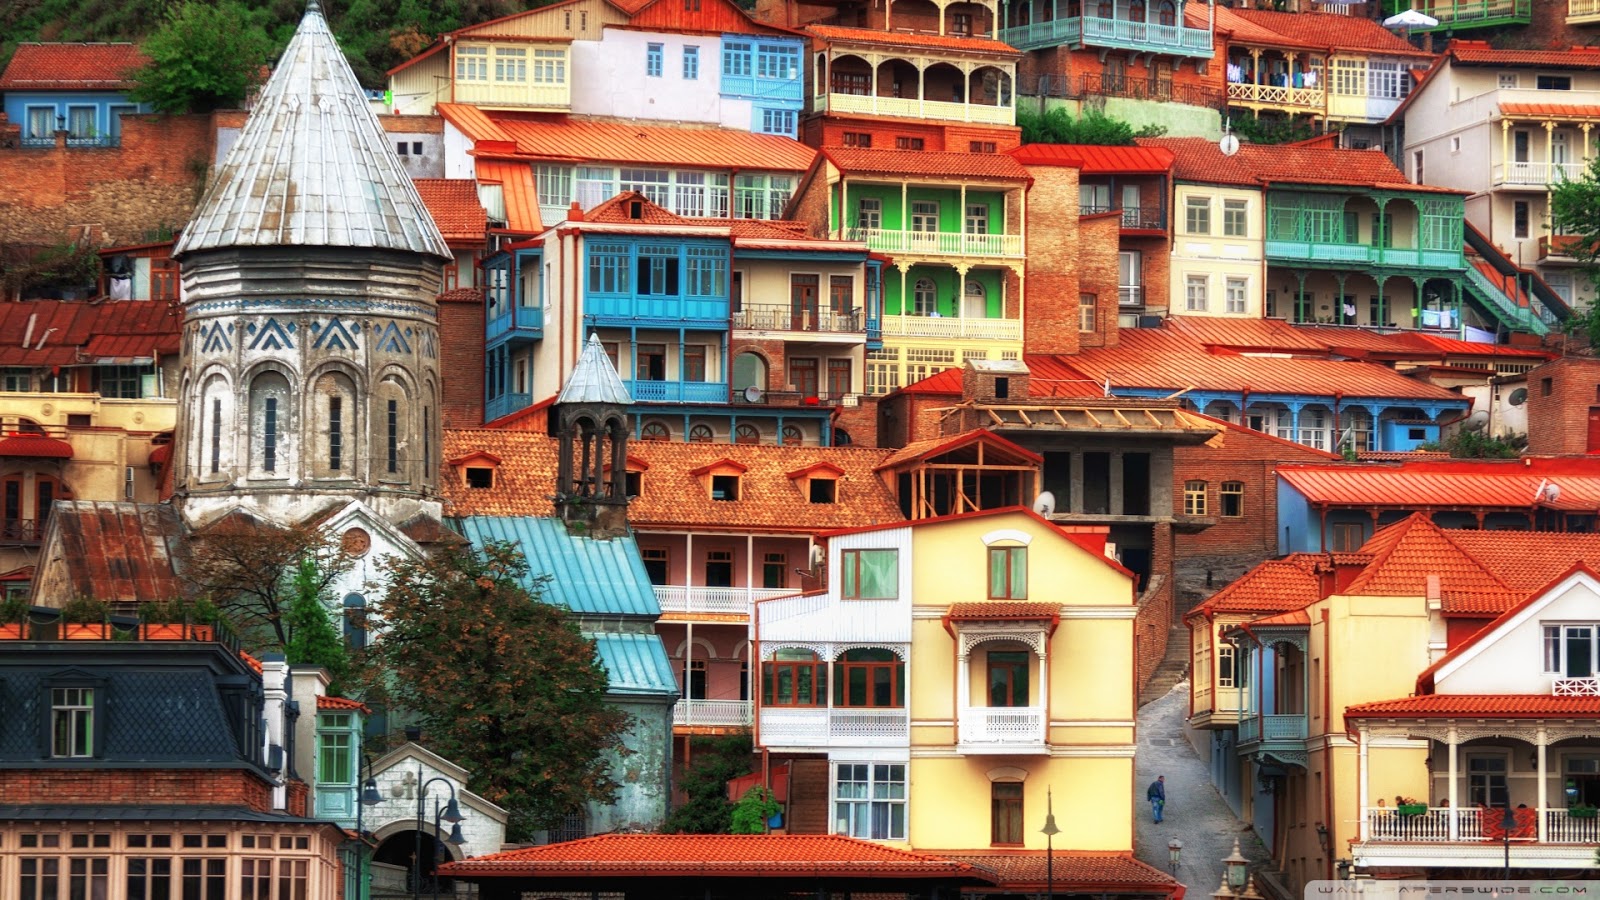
1435 574 1600 695
367 749 509 863
570 31 727 124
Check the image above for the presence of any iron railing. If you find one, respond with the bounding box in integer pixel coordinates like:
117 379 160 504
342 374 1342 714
1079 72 1225 109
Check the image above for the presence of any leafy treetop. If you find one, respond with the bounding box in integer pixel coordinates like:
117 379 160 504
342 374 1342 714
127 1 275 113
1550 154 1600 348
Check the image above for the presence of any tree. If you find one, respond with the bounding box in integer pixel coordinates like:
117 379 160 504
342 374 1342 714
1417 429 1526 459
1550 155 1600 346
730 786 780 835
1018 106 1139 146
184 516 354 653
363 541 631 839
128 0 275 114
662 731 756 834
284 556 351 693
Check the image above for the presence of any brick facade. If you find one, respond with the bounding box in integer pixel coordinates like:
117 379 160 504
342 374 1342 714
5 768 274 811
1524 356 1600 457
1078 211 1123 350
1021 164 1084 355
833 395 880 447
438 291 487 429
1134 520 1175 692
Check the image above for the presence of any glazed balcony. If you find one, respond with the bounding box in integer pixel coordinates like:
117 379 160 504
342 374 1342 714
758 706 909 748
486 302 544 349
1492 161 1585 188
957 706 1048 753
879 314 1022 341
1572 0 1600 23
586 295 730 327
653 584 797 615
1226 81 1325 112
733 304 866 335
622 379 729 404
1001 13 1213 58
844 227 1023 259
485 392 533 423
1236 712 1307 745
822 91 1014 125
1412 0 1531 29
451 79 571 111
673 699 754 729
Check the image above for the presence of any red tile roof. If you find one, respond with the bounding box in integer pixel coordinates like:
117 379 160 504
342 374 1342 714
1137 137 1454 192
441 105 818 172
934 851 1181 892
1499 102 1600 119
0 300 181 368
806 24 1020 55
586 191 695 225
316 695 372 714
1214 5 1318 49
437 287 485 304
946 601 1061 621
441 834 997 881
440 429 902 532
474 160 541 233
1228 8 1432 56
0 436 73 459
1344 514 1518 609
1137 137 1262 186
1448 40 1600 68
824 146 1031 181
1431 531 1600 614
1246 608 1312 628
1345 694 1600 719
0 43 148 91
413 179 488 244
1010 143 1174 175
1188 555 1328 620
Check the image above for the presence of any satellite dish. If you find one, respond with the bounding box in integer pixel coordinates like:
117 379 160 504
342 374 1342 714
1033 491 1056 516
744 386 764 403
1219 131 1240 158
1508 387 1528 407
1463 410 1490 432
1546 483 1562 503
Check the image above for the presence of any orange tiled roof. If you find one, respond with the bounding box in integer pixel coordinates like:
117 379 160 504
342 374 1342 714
441 834 996 880
474 159 541 233
1187 555 1327 620
934 851 1181 892
1137 137 1262 186
0 43 148 90
586 191 695 225
1448 40 1600 68
947 601 1061 621
441 105 818 172
1500 102 1600 119
1246 608 1312 628
1228 8 1432 56
825 146 1031 181
440 429 902 532
1137 137 1454 193
437 287 484 304
317 695 372 714
1344 514 1518 609
1345 694 1600 719
1214 5 1318 49
413 179 488 244
806 24 1019 55
1011 143 1174 174
1432 531 1600 614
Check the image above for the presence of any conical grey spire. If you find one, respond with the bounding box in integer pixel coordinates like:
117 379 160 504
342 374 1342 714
174 1 450 259
558 334 634 406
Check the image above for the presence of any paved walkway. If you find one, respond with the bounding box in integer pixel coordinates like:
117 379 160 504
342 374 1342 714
1134 680 1272 894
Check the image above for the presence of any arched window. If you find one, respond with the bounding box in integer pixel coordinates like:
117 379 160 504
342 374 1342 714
641 421 671 441
197 373 232 479
834 648 904 708
372 375 412 481
734 424 761 444
913 278 937 316
733 351 768 394
343 593 367 650
833 427 852 446
312 371 358 480
782 424 804 445
248 371 291 477
1157 0 1175 24
1129 0 1145 21
963 280 987 318
764 648 826 706
689 424 715 443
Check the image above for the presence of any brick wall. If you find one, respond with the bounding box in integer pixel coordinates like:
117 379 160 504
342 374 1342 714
285 777 309 818
0 112 215 249
1125 232 1170 315
6 768 273 811
788 164 834 237
437 292 486 428
1078 211 1122 349
833 395 880 447
1525 356 1600 456
1133 521 1175 691
1021 164 1083 356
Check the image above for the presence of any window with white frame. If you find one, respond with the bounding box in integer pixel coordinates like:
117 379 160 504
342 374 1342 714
25 106 53 139
733 174 793 219
494 47 527 83
834 763 907 840
1498 73 1519 89
456 46 489 81
675 171 710 216
966 204 989 235
1301 406 1328 450
1223 199 1248 237
536 164 573 207
1225 276 1247 314
912 278 937 316
857 197 883 229
576 166 616 208
1332 58 1365 96
1544 624 1598 677
51 687 95 757
621 168 671 205
533 49 566 84
1186 274 1208 312
1217 643 1237 688
1366 61 1408 99
1184 196 1211 234
911 201 940 233
317 713 355 786
1079 293 1097 332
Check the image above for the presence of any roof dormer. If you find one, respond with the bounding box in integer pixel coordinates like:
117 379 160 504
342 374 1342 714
448 451 503 489
786 461 846 504
690 458 748 501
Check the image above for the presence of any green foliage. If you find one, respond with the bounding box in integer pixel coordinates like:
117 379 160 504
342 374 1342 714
363 541 631 840
184 518 352 653
1227 113 1316 147
662 731 756 834
1551 155 1600 337
1 241 103 299
284 557 350 693
139 597 218 624
1417 430 1526 459
0 594 29 624
730 786 780 835
128 1 275 113
60 596 109 624
1017 105 1137 146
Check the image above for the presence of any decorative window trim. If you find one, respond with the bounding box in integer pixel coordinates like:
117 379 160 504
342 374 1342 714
980 528 1032 546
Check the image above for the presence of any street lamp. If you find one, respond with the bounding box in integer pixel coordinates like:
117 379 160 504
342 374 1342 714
430 797 467 900
1500 806 1516 881
1168 838 1184 875
352 761 381 900
1040 787 1061 900
413 766 466 900
1224 838 1249 893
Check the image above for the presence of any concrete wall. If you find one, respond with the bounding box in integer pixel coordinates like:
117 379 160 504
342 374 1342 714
587 694 675 833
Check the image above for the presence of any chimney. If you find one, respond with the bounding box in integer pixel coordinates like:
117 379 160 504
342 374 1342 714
568 201 585 222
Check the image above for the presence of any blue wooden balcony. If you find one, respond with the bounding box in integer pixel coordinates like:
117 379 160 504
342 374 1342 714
623 380 729 404
720 73 803 103
586 296 730 328
1236 712 1307 746
486 303 544 350
1001 13 1212 57
486 392 533 423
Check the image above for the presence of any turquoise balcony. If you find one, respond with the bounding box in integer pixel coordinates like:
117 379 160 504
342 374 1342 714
1265 240 1464 270
1414 0 1530 30
1236 712 1307 747
1001 9 1213 57
1266 191 1465 272
486 303 543 350
623 380 729 404
486 392 533 422
587 296 730 328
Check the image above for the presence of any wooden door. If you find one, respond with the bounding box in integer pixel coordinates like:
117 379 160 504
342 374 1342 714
791 274 819 331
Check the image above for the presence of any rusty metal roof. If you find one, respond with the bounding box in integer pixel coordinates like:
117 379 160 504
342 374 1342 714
37 502 187 604
175 0 450 259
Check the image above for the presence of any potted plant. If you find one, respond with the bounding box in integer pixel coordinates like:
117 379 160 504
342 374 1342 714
1569 804 1598 819
0 595 27 639
60 596 110 639
140 598 217 640
1395 796 1427 816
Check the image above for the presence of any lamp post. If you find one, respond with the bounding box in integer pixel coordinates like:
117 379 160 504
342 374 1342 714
1040 787 1060 900
413 766 466 900
1501 805 1516 881
1168 838 1183 875
352 760 382 900
431 797 467 900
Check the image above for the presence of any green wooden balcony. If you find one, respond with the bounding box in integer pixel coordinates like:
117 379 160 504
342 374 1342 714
1001 13 1212 57
1414 0 1530 30
1266 239 1464 270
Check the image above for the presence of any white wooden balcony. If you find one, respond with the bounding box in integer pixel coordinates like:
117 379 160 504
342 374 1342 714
844 227 1024 259
1361 807 1600 845
672 699 753 728
759 707 909 748
825 92 1014 125
1553 676 1600 695
1226 82 1324 110
652 585 795 616
1493 161 1585 187
878 314 1022 341
452 80 571 110
957 706 1047 753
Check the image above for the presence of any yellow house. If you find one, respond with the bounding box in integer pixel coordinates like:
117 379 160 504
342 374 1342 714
754 506 1143 860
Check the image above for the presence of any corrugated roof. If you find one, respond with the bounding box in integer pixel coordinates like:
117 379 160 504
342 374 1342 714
175 3 451 259
806 24 1019 55
1164 316 1331 352
0 43 147 91
1011 143 1173 174
443 834 997 880
591 632 678 696
39 501 187 604
441 430 902 532
1279 458 1600 512
557 333 634 405
1499 102 1600 119
439 104 817 171
1449 39 1600 68
474 159 542 233
0 300 179 368
455 516 660 617
0 436 73 459
1345 694 1600 718
1228 8 1431 56
413 179 487 243
826 146 1031 180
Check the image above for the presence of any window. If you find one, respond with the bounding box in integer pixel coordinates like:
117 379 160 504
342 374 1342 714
843 131 872 147
50 686 95 757
683 45 699 79
1498 73 1519 89
911 201 940 232
711 474 740 501
1220 481 1243 517
991 782 1024 845
970 140 996 153
640 547 667 584
535 165 574 207
988 546 1027 599
734 423 760 445
1184 196 1211 234
953 12 974 33
460 465 494 490
835 648 903 707
1184 480 1207 516
723 40 752 77
685 247 725 297
183 859 227 899
1185 274 1209 312
912 278 937 316
494 47 526 83
705 548 734 587
756 43 799 79
1451 136 1461 153
1514 201 1530 240
1543 624 1597 677
733 173 793 219
857 197 882 229
830 275 854 316
533 48 566 84
636 344 666 382
1413 149 1424 184
682 658 706 699
896 136 925 150
317 713 353 785
94 365 144 399
765 648 825 705
828 358 852 396
1366 61 1407 100
249 372 290 476
1468 755 1509 808
808 477 837 503
456 45 488 81
842 548 898 599
1538 74 1573 91
647 43 664 77
25 106 53 140
760 108 796 136
689 424 715 442
966 204 989 235
1332 58 1365 96
128 858 173 899
1217 643 1237 688
1543 377 1554 397
1223 199 1248 237
987 650 1029 706
385 399 399 474
835 763 907 839
1225 277 1247 314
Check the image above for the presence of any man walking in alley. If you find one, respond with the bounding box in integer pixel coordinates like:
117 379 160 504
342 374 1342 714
1147 775 1166 823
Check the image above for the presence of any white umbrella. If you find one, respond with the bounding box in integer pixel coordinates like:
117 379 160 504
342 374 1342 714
1383 8 1440 28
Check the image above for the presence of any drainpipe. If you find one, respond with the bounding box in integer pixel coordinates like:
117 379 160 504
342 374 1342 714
1322 607 1336 883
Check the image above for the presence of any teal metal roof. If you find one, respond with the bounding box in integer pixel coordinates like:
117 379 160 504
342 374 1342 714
590 632 678 697
456 516 661 617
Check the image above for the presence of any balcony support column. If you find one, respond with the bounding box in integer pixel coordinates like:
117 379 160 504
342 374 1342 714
1358 726 1370 840
1536 730 1548 842
1447 727 1460 841
686 531 696 607
1501 119 1511 181
1249 48 1262 86
1545 120 1556 184
746 534 755 603
1037 635 1050 745
1583 124 1594 166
